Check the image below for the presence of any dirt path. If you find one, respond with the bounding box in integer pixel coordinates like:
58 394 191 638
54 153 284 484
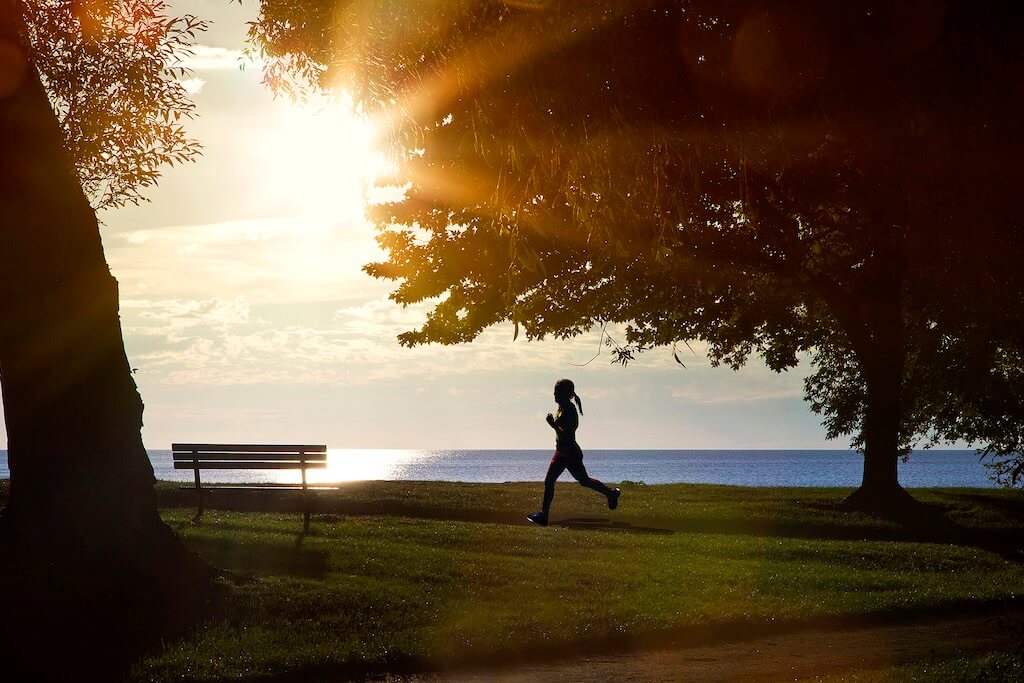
410 606 1022 682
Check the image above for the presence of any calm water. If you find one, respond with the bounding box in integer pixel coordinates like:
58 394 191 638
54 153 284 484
0 449 999 488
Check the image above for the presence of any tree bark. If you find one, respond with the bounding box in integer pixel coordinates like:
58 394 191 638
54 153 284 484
0 6 214 676
853 354 909 500
843 248 915 510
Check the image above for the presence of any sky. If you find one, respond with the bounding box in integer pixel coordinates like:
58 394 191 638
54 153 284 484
3 0 844 451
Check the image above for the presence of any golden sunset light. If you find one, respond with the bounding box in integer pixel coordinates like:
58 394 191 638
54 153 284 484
2 1 1022 679
254 95 389 224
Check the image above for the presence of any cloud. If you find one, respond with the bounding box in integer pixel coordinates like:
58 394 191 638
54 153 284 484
334 297 437 337
671 387 804 403
118 287 633 388
120 293 385 385
115 284 807 413
333 296 636 374
122 297 253 331
177 77 205 94
106 217 384 303
175 45 253 71
669 374 804 404
143 402 290 421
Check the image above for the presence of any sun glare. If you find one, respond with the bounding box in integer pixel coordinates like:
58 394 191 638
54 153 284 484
309 448 413 483
256 93 391 224
229 91 398 297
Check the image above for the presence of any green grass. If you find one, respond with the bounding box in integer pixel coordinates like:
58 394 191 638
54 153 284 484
132 482 1024 681
154 480 1024 533
809 652 1024 681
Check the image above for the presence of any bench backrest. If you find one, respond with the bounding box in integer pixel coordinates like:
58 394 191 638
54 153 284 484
172 443 328 470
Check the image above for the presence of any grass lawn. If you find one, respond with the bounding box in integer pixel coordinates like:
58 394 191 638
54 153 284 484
132 482 1024 681
810 652 1024 681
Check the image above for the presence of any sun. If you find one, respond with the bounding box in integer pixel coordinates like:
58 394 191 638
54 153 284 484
236 90 396 295
256 92 390 225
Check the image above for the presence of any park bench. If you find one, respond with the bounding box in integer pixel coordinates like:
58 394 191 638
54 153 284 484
172 443 329 532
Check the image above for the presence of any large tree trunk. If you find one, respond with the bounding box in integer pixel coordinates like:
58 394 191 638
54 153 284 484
844 250 916 511
848 351 913 506
0 7 215 676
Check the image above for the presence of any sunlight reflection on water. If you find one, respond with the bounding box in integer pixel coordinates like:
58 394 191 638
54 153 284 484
312 448 412 484
248 449 414 485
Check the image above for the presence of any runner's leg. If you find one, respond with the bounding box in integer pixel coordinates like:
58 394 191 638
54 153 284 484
543 454 568 515
565 458 615 497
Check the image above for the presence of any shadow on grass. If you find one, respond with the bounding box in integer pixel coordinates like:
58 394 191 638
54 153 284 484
926 489 1024 518
168 488 317 516
157 484 1023 561
450 598 1024 679
802 497 1024 562
556 517 674 535
641 513 1024 562
198 597 1024 683
181 536 330 578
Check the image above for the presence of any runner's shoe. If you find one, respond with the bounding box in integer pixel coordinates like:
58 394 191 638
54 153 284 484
608 488 621 510
527 511 548 527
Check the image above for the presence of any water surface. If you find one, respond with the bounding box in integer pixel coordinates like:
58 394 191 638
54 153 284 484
0 449 997 488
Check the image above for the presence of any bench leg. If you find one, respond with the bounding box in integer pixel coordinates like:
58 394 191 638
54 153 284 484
301 462 310 533
193 462 204 523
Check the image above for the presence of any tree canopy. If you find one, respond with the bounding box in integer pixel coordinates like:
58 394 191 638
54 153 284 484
15 0 205 208
249 0 1024 496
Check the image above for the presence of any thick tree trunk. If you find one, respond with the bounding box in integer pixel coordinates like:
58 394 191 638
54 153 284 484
843 251 915 511
847 356 913 507
0 8 215 676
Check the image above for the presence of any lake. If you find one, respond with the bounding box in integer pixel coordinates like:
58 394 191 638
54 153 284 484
0 449 1000 488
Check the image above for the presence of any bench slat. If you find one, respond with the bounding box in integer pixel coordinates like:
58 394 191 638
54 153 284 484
173 452 329 461
172 443 326 453
173 461 328 470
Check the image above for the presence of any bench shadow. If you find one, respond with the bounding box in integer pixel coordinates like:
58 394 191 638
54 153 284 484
555 517 675 535
182 536 330 578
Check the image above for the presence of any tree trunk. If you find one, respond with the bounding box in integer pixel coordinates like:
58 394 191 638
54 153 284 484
0 8 215 676
848 356 912 504
843 251 915 511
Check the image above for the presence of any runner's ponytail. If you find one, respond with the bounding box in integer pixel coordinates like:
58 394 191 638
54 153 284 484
573 393 583 415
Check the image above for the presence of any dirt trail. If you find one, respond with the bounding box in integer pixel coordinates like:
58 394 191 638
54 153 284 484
411 606 1022 682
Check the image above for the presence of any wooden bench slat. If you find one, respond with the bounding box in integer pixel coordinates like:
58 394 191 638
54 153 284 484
172 443 326 453
173 452 330 461
173 461 328 470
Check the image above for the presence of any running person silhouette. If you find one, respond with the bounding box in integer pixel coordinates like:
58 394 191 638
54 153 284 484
527 379 620 526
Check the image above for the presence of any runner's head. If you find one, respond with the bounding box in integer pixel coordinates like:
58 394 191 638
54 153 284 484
554 379 583 415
